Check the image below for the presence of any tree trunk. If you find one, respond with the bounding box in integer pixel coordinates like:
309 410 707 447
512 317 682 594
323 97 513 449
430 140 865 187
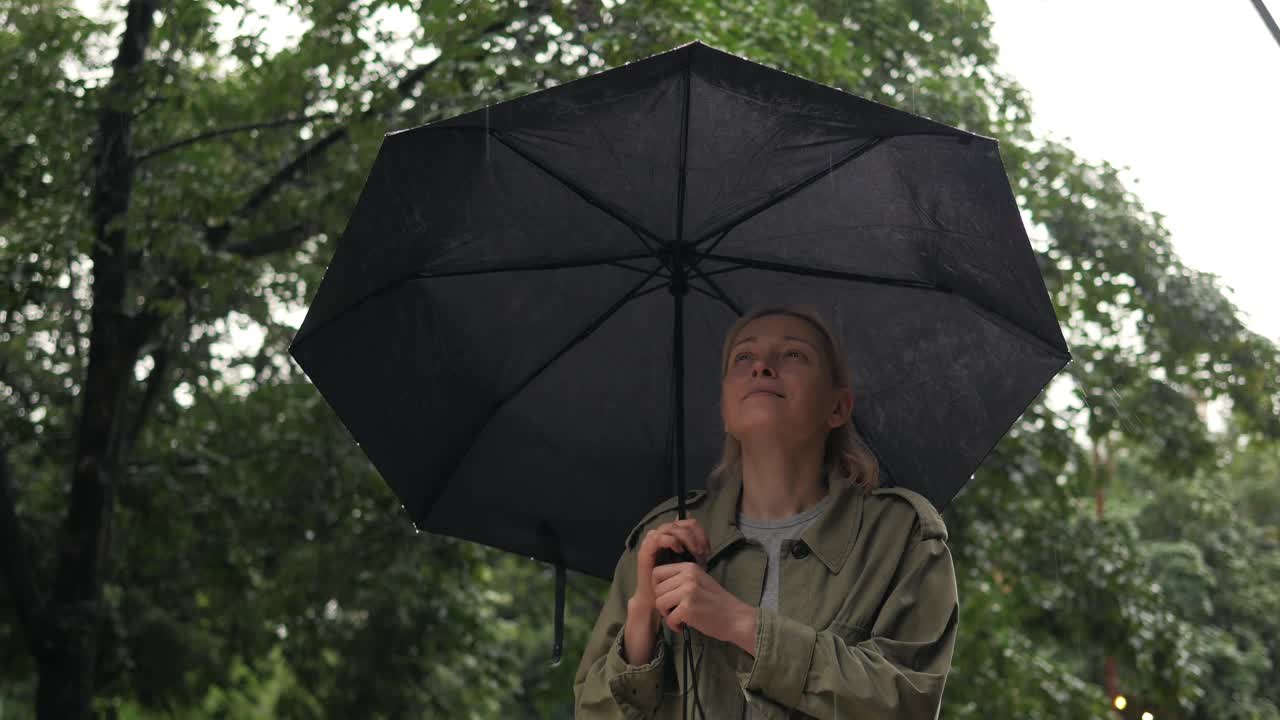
25 5 501 714
34 2 158 717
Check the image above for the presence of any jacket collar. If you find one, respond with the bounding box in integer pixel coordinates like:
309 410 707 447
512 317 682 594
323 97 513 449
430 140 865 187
703 466 864 574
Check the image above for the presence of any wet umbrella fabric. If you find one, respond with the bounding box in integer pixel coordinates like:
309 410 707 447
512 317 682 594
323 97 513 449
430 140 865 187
288 41 1070 674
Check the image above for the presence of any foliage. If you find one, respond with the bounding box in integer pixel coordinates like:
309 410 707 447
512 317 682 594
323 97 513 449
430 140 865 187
2 0 1278 717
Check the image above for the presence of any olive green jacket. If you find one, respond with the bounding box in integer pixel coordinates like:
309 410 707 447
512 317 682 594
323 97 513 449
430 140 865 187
572 470 959 719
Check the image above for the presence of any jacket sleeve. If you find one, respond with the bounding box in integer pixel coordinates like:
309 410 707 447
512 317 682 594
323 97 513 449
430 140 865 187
574 543 671 719
736 534 959 719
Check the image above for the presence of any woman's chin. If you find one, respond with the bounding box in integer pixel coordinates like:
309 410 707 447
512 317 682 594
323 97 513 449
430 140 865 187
731 419 790 439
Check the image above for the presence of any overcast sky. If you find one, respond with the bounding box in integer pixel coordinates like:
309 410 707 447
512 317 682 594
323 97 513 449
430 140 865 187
986 0 1280 343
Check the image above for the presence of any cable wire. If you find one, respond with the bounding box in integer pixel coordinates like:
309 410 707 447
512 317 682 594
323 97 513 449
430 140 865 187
1251 0 1280 48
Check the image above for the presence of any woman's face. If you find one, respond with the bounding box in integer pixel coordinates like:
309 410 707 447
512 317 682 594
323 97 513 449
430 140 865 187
721 314 850 446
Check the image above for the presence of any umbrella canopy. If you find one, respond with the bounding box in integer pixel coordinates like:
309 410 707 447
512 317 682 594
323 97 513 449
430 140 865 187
289 37 1068 608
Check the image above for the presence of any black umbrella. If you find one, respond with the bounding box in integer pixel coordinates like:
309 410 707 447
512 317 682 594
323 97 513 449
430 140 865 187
288 40 1070 675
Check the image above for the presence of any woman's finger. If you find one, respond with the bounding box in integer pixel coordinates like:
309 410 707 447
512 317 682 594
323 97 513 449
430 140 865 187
643 529 683 560
657 534 687 557
660 526 699 558
642 528 686 558
653 575 685 615
647 536 694 576
652 558 700 600
657 523 709 560
664 602 687 633
673 519 712 557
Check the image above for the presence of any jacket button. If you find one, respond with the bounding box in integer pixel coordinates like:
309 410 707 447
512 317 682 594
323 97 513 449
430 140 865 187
791 542 810 559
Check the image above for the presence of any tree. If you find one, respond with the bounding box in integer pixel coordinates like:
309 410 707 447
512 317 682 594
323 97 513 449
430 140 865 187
3 0 1278 717
3 0 583 715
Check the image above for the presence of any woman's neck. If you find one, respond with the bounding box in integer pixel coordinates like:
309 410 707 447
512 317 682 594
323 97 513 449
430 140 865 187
738 442 829 521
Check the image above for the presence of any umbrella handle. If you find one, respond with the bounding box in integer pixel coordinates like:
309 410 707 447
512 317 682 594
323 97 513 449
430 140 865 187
654 547 696 567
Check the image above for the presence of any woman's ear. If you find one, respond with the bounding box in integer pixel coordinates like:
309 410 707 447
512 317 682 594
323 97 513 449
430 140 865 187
830 388 854 427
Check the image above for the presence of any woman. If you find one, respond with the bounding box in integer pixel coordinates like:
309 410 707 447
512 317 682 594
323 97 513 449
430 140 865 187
574 305 960 719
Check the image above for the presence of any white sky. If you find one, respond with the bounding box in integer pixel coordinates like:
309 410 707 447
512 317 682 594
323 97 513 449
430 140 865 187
987 0 1280 344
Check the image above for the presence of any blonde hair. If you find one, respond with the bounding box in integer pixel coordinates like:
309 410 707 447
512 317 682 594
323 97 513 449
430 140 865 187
707 304 881 495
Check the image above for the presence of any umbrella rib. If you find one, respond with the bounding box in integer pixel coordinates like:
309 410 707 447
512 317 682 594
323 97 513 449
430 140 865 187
627 266 736 311
487 130 668 253
295 253 659 350
697 229 733 262
628 228 660 258
699 252 935 289
411 252 657 280
610 260 671 280
686 280 726 306
701 252 1071 360
950 292 1073 362
693 264 747 279
675 51 692 247
687 261 744 316
418 265 669 523
632 276 727 304
668 227 745 317
685 136 887 250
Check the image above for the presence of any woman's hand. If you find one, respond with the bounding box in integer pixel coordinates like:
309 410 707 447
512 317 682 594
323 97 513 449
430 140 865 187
633 518 711 609
652 561 758 653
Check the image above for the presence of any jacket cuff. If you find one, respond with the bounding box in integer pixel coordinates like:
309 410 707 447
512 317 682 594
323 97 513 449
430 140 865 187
605 623 667 716
740 607 817 709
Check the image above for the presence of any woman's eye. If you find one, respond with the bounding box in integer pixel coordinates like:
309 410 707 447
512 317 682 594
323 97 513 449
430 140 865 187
734 350 803 361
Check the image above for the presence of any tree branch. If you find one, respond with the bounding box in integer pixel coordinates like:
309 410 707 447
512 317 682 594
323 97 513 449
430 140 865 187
209 15 512 256
134 113 336 166
136 19 517 335
0 442 46 664
130 92 171 120
223 124 351 242
224 222 315 259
